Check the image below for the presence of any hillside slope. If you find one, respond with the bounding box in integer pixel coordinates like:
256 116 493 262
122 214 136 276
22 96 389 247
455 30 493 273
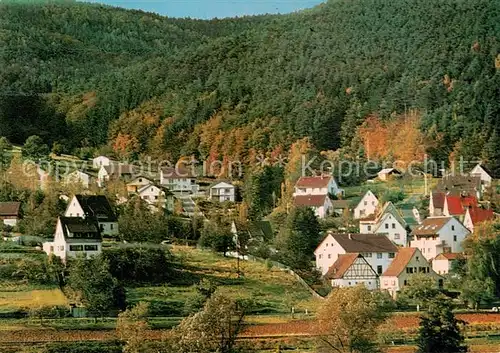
0 0 499 170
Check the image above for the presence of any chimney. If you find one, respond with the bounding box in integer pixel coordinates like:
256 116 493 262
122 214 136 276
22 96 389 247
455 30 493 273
348 233 352 240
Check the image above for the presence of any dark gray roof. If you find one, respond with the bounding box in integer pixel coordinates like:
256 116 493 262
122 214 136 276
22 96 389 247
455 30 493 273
59 217 101 241
75 195 117 222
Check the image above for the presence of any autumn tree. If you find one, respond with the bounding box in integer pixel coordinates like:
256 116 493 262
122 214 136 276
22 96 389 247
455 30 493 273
316 285 389 353
117 302 152 353
168 293 247 353
416 295 467 353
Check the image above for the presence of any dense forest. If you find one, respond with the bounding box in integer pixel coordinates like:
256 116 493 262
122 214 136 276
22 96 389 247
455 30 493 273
0 0 499 174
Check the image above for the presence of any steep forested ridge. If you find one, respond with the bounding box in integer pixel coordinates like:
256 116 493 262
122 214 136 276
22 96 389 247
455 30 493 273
0 0 499 172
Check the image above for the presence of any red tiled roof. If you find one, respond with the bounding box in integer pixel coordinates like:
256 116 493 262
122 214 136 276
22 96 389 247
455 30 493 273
445 195 478 216
293 194 327 207
324 253 359 279
411 217 451 236
330 233 398 253
382 248 418 277
0 202 21 216
467 207 495 225
295 176 331 188
431 192 445 209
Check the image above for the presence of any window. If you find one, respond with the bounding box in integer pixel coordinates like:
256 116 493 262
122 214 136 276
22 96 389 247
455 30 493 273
364 201 367 206
372 201 375 205
391 280 396 286
326 243 328 247
367 225 372 231
451 225 455 231
328 254 331 259
428 248 431 253
50 246 54 253
384 281 388 286
85 245 98 251
70 245 83 251
319 254 322 259
139 178 142 182
348 282 352 285
385 223 389 229
110 224 114 230
392 223 396 229
394 233 400 240
225 189 231 193
377 265 383 274
377 253 382 259
100 224 104 231
403 280 408 286
362 252 372 258
58 246 64 251
389 252 395 259
69 213 73 217
422 248 425 253
453 235 457 242
360 210 366 216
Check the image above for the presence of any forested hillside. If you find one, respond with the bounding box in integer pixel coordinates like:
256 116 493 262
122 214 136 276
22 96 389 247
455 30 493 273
1 0 499 173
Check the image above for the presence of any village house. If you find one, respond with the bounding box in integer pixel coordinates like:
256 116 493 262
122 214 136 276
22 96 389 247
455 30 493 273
126 176 154 194
380 247 441 297
432 253 464 275
64 170 93 189
160 166 199 194
324 253 379 290
43 217 102 262
410 216 470 260
360 202 408 246
0 202 21 227
353 190 379 219
293 194 333 219
209 181 236 202
137 183 175 212
293 175 344 197
97 163 136 186
429 192 445 216
314 232 398 276
377 168 401 181
436 175 482 199
92 156 114 169
463 206 495 233
64 195 119 236
442 194 477 219
470 163 493 190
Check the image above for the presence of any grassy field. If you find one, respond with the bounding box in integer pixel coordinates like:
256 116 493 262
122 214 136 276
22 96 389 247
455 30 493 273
127 246 318 317
0 281 68 312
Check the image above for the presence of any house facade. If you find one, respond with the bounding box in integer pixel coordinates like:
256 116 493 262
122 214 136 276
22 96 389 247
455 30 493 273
126 176 154 194
380 247 441 296
137 184 175 212
160 167 199 194
314 233 397 276
293 194 332 219
293 175 343 197
0 202 21 227
359 202 408 246
410 216 470 260
65 170 92 189
470 164 493 190
92 156 113 169
432 253 463 275
377 168 401 181
43 217 102 262
324 253 379 290
209 182 236 202
353 190 379 219
65 195 119 236
98 164 135 186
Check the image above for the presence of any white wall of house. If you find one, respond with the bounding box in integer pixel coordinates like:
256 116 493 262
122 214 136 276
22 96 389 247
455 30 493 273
210 182 235 202
374 213 408 246
97 166 109 186
354 191 379 219
127 177 153 193
360 221 376 234
410 218 469 260
160 173 198 193
471 165 492 188
293 177 343 197
93 156 112 169
315 235 395 276
432 258 453 275
332 278 379 290
2 218 18 227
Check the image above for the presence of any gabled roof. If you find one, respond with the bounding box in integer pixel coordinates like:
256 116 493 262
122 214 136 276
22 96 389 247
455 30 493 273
0 202 21 217
211 181 235 189
411 217 453 236
445 195 477 215
295 175 332 189
74 195 117 222
137 183 172 195
436 175 481 196
431 192 446 209
382 247 419 277
471 163 492 177
355 190 378 208
127 176 154 186
293 194 328 207
466 207 495 225
434 252 462 261
376 202 407 227
59 217 101 242
160 166 195 179
378 168 401 175
328 233 398 253
324 253 359 279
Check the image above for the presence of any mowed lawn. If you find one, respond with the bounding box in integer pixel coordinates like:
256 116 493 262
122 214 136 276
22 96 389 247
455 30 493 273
0 281 68 311
127 246 318 317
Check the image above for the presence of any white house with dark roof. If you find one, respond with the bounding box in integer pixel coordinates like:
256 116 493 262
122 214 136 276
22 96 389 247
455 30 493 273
470 163 493 190
65 195 118 236
380 247 441 296
359 202 408 246
353 190 379 219
324 253 379 290
160 166 199 194
0 202 21 227
137 183 175 212
410 216 469 260
293 175 343 197
293 194 332 219
377 168 401 181
98 163 136 186
43 217 102 262
209 181 236 202
314 232 398 276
